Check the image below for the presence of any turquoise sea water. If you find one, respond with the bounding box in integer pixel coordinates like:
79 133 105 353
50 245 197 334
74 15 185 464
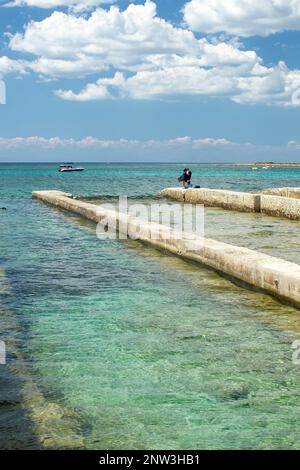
2 163 300 449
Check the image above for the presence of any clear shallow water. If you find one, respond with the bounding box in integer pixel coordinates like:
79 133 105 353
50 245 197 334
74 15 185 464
2 163 300 449
205 208 300 265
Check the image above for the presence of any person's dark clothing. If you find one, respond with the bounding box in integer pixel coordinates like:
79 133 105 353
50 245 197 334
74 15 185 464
178 168 192 183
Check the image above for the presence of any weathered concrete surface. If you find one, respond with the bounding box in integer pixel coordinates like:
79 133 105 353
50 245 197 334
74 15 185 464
161 188 261 212
260 194 300 220
160 188 186 202
33 190 300 308
162 187 300 220
260 187 300 199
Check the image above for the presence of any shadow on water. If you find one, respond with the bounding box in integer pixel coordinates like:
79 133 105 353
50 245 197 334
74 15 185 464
0 267 85 450
0 307 41 450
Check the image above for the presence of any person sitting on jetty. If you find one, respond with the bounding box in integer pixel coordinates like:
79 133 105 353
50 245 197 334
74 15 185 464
178 168 192 188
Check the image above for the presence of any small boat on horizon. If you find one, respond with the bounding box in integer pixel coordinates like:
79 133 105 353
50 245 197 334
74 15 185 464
58 163 85 173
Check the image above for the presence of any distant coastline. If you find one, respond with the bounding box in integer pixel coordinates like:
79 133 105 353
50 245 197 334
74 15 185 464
220 163 300 167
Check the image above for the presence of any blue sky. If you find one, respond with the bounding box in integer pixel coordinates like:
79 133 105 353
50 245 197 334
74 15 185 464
1 0 300 162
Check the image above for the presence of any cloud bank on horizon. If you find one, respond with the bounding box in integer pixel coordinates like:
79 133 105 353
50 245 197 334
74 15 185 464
1 0 300 108
0 135 297 163
0 135 235 149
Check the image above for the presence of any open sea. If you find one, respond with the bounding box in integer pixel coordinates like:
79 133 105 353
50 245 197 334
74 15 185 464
2 162 300 449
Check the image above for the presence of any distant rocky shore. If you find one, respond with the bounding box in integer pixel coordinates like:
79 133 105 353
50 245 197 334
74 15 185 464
221 162 300 167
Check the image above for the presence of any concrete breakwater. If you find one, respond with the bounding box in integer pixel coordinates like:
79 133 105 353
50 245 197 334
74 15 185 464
161 187 300 220
161 188 261 212
260 187 300 199
33 190 300 308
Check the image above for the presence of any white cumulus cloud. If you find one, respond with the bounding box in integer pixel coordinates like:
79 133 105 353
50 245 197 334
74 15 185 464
183 0 300 37
55 63 300 107
4 0 116 12
9 1 200 76
4 0 300 106
0 56 26 77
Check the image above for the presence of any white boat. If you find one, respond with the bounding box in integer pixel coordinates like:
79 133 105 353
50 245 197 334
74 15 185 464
58 163 85 172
